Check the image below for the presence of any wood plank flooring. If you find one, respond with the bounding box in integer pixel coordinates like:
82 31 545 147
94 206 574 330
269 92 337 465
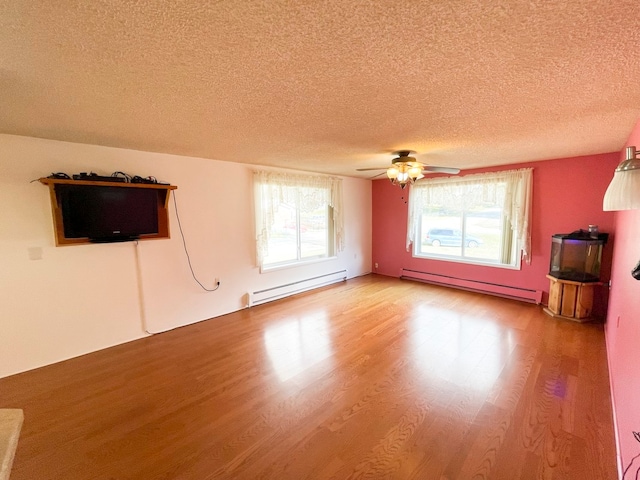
0 275 617 479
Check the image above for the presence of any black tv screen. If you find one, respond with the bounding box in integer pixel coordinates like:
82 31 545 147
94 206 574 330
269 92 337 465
59 185 159 242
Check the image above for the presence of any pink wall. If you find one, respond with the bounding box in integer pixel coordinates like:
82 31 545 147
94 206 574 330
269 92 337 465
372 153 619 315
605 118 640 477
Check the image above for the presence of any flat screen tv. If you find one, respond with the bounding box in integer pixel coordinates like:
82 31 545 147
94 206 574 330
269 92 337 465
58 184 159 242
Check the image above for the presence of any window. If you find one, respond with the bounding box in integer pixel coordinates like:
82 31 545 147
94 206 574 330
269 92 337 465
407 168 533 268
254 170 344 270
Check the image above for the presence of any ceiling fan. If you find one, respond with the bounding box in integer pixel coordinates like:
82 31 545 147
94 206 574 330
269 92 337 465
357 150 460 189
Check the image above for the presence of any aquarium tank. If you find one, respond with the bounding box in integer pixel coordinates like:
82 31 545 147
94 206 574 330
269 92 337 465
549 230 608 282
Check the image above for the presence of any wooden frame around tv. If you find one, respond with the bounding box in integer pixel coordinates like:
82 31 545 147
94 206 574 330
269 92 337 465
39 178 178 246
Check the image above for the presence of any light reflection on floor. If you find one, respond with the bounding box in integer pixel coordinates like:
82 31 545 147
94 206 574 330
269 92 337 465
409 305 516 392
263 311 333 382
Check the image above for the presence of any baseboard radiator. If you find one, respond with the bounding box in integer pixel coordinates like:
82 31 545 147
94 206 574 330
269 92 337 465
248 270 348 307
400 268 543 304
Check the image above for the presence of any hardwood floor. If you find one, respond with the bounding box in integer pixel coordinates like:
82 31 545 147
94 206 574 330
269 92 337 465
0 275 617 479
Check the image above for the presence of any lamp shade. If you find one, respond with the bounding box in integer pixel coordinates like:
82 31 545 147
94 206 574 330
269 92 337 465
603 169 640 210
603 146 640 211
408 165 422 179
386 166 399 180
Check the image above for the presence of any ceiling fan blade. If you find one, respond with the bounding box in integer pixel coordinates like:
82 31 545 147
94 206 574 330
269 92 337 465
423 166 460 174
369 172 387 179
356 167 388 171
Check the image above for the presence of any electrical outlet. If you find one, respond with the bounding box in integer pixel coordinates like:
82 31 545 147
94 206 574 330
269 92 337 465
374 262 378 269
215 277 220 286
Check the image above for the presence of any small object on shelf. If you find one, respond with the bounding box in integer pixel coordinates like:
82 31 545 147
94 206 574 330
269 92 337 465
72 173 126 183
130 175 158 184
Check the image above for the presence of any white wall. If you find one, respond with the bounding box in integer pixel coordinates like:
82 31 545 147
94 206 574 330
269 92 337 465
0 134 372 378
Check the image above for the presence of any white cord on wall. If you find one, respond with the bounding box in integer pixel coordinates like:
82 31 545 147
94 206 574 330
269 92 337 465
133 240 153 335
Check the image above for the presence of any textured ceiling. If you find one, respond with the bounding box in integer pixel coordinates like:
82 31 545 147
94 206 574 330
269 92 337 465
1 1 640 178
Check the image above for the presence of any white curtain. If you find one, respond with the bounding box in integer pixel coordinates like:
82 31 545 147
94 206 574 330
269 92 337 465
407 168 533 264
254 170 344 266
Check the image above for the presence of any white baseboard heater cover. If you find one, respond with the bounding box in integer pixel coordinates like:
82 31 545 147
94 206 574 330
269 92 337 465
400 268 543 304
248 270 348 307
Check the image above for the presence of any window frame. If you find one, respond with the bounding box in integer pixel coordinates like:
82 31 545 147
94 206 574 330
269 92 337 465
413 214 521 269
254 170 344 272
261 201 336 272
407 168 533 269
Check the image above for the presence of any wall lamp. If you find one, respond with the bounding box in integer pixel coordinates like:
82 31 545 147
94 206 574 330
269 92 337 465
603 146 640 211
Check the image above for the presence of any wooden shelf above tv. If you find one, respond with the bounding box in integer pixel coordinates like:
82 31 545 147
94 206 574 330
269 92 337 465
39 178 178 246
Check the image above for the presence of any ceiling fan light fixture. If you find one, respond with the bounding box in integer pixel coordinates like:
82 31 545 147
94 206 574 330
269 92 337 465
355 150 458 188
387 160 423 188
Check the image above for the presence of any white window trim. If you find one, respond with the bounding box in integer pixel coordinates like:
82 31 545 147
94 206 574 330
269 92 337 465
407 167 533 267
259 254 339 273
412 242 523 270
